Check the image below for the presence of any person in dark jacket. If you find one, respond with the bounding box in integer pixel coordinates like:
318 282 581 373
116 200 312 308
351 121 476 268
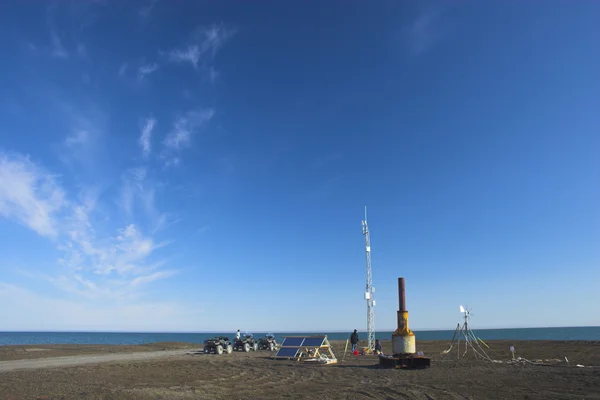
374 339 383 354
350 329 359 352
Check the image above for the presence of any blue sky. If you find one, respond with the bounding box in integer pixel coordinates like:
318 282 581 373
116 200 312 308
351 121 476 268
0 1 598 333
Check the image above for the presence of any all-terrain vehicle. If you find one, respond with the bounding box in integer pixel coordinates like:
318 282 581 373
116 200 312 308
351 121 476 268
257 333 278 351
233 332 259 352
203 336 233 355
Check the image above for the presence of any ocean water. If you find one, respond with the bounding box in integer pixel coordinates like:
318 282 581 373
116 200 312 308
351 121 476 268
1 326 599 346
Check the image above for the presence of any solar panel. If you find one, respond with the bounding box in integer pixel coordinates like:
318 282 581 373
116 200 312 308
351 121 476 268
301 337 325 347
271 336 336 362
281 337 304 347
275 347 300 358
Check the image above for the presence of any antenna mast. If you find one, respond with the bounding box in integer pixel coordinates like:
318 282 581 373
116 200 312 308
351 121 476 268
362 206 375 350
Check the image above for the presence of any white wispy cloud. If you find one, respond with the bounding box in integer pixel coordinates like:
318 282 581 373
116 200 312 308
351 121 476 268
60 222 170 278
163 108 214 151
139 118 155 157
0 154 66 237
50 28 68 58
168 45 202 68
120 166 148 216
56 211 175 300
164 117 192 150
130 270 176 287
160 108 214 167
152 214 180 234
138 63 159 80
56 102 109 174
65 129 90 147
193 24 236 58
0 151 176 301
163 157 181 169
77 185 102 211
119 166 172 236
405 7 448 56
118 62 128 77
139 0 159 20
166 23 235 69
208 67 219 84
77 43 87 57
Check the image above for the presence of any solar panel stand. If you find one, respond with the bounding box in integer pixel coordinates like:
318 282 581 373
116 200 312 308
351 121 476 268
319 337 337 364
272 336 337 364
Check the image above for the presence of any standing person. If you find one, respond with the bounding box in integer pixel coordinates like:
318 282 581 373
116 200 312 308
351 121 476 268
235 330 241 340
350 329 359 352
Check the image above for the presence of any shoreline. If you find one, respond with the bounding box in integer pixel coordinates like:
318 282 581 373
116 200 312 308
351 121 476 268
3 325 599 332
2 339 600 364
3 326 599 346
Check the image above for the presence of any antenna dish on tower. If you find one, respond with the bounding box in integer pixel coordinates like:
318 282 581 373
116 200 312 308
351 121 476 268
460 305 465 313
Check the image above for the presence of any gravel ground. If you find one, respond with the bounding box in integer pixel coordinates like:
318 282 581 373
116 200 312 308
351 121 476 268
1 340 599 400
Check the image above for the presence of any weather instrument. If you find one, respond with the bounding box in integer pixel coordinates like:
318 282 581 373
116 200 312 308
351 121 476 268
442 304 492 361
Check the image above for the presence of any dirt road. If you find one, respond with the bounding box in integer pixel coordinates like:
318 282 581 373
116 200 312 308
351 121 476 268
0 348 197 372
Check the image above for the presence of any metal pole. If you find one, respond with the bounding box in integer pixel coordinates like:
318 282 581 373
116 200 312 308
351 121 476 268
398 277 406 312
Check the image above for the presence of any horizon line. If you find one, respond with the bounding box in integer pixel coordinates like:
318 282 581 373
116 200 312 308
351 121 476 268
1 325 599 334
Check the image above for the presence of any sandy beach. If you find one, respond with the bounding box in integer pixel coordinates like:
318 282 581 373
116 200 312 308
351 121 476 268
1 340 599 399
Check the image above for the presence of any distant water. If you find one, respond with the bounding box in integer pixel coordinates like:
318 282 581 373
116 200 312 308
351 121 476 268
1 327 599 346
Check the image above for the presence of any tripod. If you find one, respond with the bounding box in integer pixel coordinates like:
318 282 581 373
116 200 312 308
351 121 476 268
442 306 491 361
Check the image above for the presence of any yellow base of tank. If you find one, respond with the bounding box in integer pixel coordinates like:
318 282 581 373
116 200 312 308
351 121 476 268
392 310 416 355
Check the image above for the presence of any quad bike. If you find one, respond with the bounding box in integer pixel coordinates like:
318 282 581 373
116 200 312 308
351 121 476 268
258 333 278 351
233 333 259 352
203 336 233 355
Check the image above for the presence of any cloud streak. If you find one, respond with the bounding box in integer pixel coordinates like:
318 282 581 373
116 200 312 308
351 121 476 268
138 63 159 80
0 154 66 237
0 151 175 302
77 43 87 58
118 63 128 77
163 109 214 150
131 270 176 287
168 46 202 68
160 108 214 167
65 129 90 147
405 7 448 56
166 23 235 69
50 29 68 58
139 118 155 157
119 165 171 237
120 166 148 216
139 0 159 20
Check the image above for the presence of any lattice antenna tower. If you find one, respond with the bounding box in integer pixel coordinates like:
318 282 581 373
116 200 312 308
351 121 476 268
362 206 375 350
